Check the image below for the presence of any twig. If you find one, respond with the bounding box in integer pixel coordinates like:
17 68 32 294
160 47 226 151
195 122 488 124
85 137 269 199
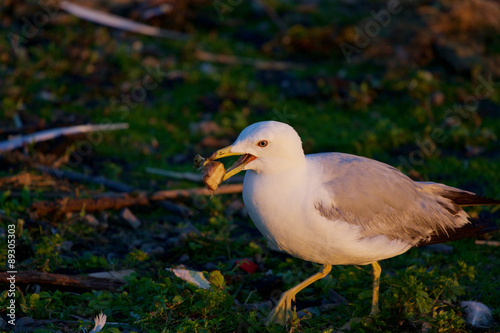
30 184 243 216
88 269 135 281
31 165 195 217
0 271 126 292
475 240 500 246
141 3 174 20
31 194 150 216
195 49 306 71
60 1 190 41
36 165 134 192
0 123 129 154
253 0 287 34
0 171 55 187
146 167 244 183
150 184 243 200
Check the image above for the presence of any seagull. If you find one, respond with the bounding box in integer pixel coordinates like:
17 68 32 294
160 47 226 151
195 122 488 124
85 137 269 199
204 120 499 326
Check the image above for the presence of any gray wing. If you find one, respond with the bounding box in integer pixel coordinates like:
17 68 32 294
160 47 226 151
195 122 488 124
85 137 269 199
311 153 470 244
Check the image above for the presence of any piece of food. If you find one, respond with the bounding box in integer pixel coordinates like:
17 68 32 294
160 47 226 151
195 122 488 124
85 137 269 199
201 160 225 191
194 154 226 191
193 154 207 169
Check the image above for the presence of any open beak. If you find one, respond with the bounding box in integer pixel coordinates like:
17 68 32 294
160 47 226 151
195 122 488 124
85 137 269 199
208 145 257 181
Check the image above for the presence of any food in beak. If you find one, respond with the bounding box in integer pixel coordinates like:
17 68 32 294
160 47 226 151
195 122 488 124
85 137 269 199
202 161 225 191
194 154 208 169
194 154 226 191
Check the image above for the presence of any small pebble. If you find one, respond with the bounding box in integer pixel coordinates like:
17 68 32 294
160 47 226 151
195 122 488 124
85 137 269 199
84 214 100 227
120 208 141 229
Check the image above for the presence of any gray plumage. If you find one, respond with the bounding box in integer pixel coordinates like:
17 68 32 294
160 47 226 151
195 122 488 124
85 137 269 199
312 153 473 245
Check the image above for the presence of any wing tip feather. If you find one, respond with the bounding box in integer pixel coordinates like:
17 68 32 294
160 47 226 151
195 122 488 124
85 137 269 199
418 217 499 246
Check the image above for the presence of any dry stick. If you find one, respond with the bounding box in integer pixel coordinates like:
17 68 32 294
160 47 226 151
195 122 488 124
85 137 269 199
0 271 125 292
475 240 500 246
195 49 306 71
31 184 243 216
146 167 244 183
34 166 192 216
0 123 129 154
150 183 243 200
31 194 150 216
36 165 135 192
60 1 190 41
0 172 54 187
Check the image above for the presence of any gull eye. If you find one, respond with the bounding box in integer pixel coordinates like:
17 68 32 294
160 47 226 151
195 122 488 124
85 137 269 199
257 140 268 148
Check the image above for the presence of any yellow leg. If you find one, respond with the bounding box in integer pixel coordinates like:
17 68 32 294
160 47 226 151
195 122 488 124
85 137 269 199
266 264 332 326
340 263 383 331
370 262 381 316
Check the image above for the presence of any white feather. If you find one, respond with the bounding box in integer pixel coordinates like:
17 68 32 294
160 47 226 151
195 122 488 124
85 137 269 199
460 301 493 328
89 312 107 333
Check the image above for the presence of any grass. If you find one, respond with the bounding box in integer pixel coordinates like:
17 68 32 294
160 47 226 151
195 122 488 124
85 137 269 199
1 1 500 332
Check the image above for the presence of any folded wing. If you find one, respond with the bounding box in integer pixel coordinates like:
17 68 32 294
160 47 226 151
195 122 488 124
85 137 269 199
311 153 499 245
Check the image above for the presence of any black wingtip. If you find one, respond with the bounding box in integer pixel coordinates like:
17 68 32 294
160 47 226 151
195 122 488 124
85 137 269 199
418 217 499 246
442 192 500 206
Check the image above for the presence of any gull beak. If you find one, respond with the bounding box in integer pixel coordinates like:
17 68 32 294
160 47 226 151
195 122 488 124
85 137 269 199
209 145 257 181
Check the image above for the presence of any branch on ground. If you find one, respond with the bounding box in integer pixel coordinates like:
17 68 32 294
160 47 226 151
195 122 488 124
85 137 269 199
30 184 243 216
0 271 126 292
195 49 306 71
36 165 135 192
0 123 129 153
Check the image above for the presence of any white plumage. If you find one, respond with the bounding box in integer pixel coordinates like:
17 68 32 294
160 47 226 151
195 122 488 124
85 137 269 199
230 121 469 264
204 120 499 326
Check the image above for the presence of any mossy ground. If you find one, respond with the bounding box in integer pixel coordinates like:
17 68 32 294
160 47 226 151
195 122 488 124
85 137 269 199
1 1 499 332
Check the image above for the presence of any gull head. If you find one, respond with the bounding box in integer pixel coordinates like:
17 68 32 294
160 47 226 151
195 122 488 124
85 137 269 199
208 121 305 180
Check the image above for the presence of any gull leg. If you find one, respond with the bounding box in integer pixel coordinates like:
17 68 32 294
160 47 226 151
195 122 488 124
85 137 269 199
266 264 332 326
370 261 381 316
340 262 383 331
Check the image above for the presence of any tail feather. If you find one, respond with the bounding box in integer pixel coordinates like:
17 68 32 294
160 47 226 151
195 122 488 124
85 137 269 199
441 192 500 206
419 218 499 246
418 181 500 206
